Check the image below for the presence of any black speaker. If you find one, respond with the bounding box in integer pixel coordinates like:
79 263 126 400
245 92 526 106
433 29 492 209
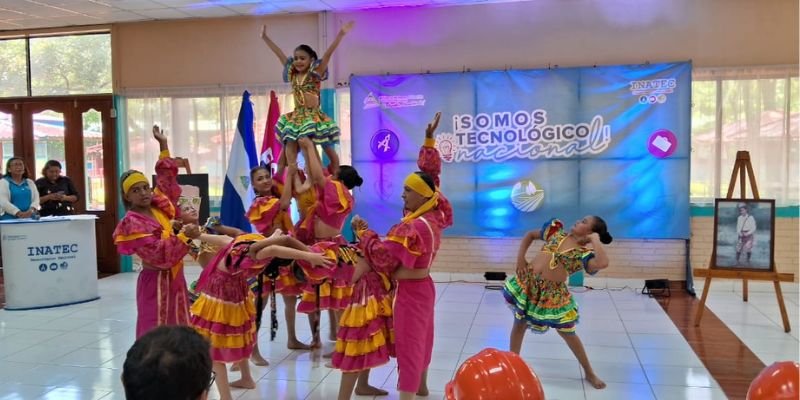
484 271 507 290
642 279 670 297
484 272 507 281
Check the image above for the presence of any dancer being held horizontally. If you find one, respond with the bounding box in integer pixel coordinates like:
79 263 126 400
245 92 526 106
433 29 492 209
189 230 333 400
350 112 454 400
113 126 195 338
260 21 354 176
504 216 612 389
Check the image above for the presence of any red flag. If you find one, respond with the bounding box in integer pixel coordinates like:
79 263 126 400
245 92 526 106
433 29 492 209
260 90 282 176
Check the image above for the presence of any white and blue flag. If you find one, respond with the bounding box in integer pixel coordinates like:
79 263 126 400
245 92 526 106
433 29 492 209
220 90 258 233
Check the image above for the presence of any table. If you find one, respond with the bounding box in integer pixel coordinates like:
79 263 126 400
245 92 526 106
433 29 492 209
0 215 100 310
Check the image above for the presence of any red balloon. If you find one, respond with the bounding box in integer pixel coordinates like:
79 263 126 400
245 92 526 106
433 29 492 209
747 361 800 400
445 348 545 400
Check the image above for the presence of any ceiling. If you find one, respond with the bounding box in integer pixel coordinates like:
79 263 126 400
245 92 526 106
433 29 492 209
0 0 504 31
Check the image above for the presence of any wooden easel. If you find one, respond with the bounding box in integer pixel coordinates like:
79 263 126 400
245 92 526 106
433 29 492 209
693 151 794 332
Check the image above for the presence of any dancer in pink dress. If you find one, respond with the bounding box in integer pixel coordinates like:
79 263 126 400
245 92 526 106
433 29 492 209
113 126 195 339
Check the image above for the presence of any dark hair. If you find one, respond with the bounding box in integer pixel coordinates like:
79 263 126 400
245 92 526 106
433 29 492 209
414 171 436 193
250 165 271 180
42 160 62 177
338 165 363 189
250 165 278 196
294 44 318 61
122 326 212 400
6 157 29 180
119 169 143 209
591 216 613 244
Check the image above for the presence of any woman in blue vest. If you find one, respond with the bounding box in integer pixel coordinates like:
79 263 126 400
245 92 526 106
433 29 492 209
0 157 40 219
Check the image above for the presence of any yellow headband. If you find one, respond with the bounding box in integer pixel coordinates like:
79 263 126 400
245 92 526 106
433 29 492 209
404 173 435 198
122 172 148 194
402 173 439 222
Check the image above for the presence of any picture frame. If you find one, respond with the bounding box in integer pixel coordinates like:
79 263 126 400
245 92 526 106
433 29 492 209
712 198 775 272
152 174 210 226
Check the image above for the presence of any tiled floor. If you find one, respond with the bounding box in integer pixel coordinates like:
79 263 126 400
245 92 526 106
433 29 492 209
702 279 800 366
2 270 783 400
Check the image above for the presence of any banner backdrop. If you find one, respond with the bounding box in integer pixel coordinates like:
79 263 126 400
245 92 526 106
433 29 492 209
351 62 691 239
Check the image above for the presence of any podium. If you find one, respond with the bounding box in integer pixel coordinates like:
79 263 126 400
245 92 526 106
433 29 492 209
0 215 100 310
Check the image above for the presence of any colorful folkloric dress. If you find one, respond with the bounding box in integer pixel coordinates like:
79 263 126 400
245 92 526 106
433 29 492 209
187 240 221 304
113 151 192 339
246 193 301 340
291 171 319 246
247 194 300 296
329 260 394 373
275 58 340 147
352 138 454 390
296 176 357 312
190 234 270 363
503 218 597 334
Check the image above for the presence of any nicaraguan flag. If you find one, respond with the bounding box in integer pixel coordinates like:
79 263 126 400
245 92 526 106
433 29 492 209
220 90 258 233
260 90 282 175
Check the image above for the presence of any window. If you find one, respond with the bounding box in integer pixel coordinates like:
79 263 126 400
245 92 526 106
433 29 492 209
32 110 66 178
0 124 13 168
691 67 799 205
30 34 111 96
335 88 352 165
0 39 27 97
690 80 718 202
123 88 301 210
0 33 111 98
83 109 105 210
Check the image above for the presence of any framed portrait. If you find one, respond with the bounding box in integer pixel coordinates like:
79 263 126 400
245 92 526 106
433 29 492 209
712 199 775 271
152 174 210 225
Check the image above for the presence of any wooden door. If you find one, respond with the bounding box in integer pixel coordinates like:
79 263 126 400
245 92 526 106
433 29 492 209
2 96 119 273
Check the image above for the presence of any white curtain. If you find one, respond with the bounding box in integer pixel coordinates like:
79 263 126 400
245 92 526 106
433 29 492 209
691 65 799 205
119 85 352 211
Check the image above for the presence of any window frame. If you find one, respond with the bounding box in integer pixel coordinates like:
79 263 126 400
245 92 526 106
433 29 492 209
691 68 798 206
0 31 112 99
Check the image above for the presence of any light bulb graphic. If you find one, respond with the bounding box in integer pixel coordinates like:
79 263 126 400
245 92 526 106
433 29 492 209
436 133 457 162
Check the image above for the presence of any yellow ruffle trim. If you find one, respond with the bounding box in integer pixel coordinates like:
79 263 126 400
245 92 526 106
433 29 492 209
190 294 255 326
193 325 256 349
247 198 279 223
335 330 393 357
339 297 393 328
277 273 299 287
320 282 354 298
114 232 151 244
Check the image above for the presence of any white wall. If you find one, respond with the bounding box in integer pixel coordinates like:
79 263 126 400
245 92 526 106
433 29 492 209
113 0 799 89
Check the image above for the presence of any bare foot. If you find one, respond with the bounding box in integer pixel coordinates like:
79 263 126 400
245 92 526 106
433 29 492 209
585 374 606 389
310 339 322 349
355 385 389 396
250 353 269 366
287 339 312 350
230 378 257 389
417 386 429 396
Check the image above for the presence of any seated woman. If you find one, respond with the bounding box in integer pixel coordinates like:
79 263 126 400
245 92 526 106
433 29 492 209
0 157 40 219
36 160 79 217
